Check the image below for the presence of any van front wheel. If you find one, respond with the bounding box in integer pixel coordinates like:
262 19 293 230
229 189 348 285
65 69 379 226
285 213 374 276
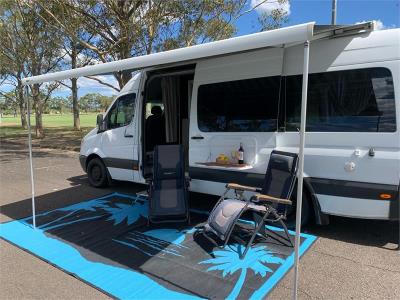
87 158 109 188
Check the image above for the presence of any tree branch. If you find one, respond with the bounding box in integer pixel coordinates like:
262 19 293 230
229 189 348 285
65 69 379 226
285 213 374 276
85 76 120 92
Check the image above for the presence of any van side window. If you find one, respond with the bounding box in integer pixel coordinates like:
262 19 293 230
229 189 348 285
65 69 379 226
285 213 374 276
107 93 136 129
197 76 280 132
285 68 396 132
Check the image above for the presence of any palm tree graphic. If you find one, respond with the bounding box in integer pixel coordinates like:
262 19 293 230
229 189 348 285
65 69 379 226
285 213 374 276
103 200 148 226
34 198 110 231
199 245 284 299
113 228 193 257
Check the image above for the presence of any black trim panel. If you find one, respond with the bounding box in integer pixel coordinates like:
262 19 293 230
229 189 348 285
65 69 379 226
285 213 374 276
308 177 399 201
189 167 399 201
189 167 264 187
103 158 139 170
189 167 399 219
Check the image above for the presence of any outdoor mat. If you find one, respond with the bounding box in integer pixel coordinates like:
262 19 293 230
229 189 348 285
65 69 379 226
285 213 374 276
0 192 317 299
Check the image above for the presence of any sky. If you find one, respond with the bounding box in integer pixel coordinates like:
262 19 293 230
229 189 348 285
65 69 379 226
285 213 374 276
2 0 399 98
237 0 399 35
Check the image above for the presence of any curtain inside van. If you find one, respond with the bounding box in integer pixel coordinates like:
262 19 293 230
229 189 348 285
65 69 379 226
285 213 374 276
161 76 180 143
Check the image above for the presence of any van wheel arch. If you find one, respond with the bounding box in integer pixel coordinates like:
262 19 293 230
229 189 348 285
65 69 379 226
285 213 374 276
303 179 330 225
285 180 329 228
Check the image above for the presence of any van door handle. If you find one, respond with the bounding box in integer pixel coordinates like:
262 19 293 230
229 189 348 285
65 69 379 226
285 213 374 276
191 135 204 140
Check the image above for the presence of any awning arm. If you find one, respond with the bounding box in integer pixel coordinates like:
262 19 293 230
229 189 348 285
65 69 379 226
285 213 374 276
292 40 310 300
25 85 36 228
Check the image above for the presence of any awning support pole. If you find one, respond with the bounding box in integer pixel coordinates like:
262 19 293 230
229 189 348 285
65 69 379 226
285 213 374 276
25 85 36 229
292 40 310 300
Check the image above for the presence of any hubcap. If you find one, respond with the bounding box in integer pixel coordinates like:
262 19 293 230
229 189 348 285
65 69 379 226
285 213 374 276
91 165 102 182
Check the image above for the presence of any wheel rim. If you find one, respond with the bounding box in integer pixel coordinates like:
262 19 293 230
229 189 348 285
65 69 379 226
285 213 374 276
91 165 102 182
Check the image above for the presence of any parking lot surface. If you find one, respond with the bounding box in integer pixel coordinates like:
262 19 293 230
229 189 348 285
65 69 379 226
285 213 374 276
1 140 399 299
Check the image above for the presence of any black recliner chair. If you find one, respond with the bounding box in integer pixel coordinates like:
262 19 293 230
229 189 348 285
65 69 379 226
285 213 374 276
148 144 190 224
201 150 298 259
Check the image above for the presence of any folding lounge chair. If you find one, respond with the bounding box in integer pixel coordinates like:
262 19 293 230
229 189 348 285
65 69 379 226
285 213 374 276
148 144 190 224
202 150 298 259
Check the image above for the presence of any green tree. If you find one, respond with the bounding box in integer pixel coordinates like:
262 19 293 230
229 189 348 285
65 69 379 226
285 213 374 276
32 1 96 130
1 0 63 137
0 91 18 116
33 0 255 89
255 0 290 31
99 95 115 112
47 96 68 115
80 93 115 113
0 6 28 128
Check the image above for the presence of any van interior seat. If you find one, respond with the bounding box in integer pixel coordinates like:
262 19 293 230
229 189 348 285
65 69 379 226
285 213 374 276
146 106 166 151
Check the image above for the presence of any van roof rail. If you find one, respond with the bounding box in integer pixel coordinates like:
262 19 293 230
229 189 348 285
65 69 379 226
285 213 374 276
313 22 375 40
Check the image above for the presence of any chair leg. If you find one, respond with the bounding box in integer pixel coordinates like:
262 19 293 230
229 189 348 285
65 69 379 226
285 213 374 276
202 231 221 248
241 210 271 259
253 212 267 238
269 209 293 247
279 218 293 247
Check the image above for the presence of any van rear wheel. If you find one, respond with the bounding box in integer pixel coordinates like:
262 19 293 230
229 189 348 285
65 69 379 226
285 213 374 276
87 158 109 188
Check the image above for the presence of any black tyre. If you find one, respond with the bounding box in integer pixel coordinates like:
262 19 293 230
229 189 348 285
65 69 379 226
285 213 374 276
87 158 109 188
285 190 311 229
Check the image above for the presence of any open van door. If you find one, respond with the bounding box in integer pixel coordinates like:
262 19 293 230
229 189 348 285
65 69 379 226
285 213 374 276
188 48 284 195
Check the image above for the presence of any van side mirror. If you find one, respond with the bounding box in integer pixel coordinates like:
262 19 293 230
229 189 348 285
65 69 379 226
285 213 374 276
96 114 104 131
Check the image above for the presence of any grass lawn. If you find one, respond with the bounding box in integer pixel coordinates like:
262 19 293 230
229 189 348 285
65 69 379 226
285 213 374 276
0 113 98 151
1 113 97 128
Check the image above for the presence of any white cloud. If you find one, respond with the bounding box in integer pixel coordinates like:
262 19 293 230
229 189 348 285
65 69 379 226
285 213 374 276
77 75 119 90
250 0 291 16
53 75 118 95
356 19 385 30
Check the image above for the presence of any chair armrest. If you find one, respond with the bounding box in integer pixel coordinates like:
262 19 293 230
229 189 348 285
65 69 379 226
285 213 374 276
226 183 261 192
253 193 292 205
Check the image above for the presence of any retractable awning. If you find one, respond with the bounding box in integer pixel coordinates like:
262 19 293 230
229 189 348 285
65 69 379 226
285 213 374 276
21 21 376 300
21 22 374 86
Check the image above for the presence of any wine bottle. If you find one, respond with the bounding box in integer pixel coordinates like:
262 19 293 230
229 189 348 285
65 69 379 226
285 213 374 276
238 142 244 164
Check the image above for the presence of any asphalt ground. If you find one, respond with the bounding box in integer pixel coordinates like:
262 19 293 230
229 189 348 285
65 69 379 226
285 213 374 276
1 140 399 299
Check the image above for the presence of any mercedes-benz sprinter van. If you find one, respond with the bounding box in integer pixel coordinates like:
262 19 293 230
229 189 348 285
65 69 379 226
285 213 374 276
80 27 399 225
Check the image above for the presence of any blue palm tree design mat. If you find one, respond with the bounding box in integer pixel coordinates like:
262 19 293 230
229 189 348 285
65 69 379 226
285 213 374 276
0 192 317 299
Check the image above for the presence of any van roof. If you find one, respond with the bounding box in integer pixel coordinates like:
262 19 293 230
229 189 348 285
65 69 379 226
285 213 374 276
22 22 380 86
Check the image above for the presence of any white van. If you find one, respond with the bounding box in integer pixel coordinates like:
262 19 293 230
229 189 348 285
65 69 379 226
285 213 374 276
79 26 399 225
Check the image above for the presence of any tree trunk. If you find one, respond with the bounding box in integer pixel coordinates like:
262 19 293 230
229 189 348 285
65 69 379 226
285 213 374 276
19 101 27 129
71 41 80 131
227 269 247 299
32 83 44 138
71 77 80 130
17 82 27 129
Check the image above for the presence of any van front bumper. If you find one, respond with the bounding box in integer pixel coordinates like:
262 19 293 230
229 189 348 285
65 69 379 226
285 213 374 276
79 155 87 172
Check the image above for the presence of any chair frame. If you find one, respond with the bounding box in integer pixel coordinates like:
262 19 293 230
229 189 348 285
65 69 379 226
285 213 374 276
202 150 298 259
147 144 190 225
203 185 293 259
